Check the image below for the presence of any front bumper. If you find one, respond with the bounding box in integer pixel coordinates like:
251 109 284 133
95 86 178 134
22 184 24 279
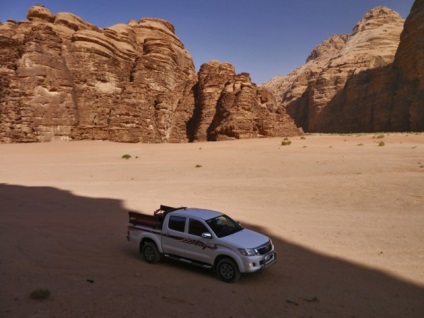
240 251 277 273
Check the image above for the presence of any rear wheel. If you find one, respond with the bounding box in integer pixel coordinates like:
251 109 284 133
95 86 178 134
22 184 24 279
216 258 241 283
141 242 161 264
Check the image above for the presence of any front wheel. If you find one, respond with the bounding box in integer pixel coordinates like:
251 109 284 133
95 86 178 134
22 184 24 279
216 258 241 283
141 242 161 264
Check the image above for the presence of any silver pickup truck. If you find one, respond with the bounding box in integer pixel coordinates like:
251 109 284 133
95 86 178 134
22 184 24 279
127 205 276 282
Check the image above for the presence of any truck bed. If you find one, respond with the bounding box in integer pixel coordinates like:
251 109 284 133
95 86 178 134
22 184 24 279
128 211 162 229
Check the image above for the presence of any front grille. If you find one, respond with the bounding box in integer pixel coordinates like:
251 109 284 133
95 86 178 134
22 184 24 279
256 241 272 255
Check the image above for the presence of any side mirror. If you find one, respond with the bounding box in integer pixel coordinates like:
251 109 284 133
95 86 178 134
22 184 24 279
201 232 212 239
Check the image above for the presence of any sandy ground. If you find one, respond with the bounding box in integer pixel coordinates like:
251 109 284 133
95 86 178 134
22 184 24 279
0 133 423 317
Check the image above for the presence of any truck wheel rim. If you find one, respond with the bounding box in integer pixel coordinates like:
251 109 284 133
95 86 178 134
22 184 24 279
220 263 234 279
145 247 154 261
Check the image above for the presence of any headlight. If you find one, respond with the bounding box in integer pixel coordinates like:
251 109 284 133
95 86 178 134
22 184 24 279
239 248 258 256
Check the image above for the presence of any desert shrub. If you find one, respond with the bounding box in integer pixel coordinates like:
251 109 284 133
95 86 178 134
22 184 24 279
195 164 202 168
30 289 51 300
281 140 291 146
121 154 131 159
378 141 385 147
374 134 385 139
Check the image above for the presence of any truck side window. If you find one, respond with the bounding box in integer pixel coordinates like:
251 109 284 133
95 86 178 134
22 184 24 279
188 219 208 237
168 216 186 232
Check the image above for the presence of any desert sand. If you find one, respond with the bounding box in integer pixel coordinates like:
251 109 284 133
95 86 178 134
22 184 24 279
1 134 423 317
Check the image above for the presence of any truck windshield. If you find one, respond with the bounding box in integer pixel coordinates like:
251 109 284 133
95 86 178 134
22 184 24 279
206 215 243 238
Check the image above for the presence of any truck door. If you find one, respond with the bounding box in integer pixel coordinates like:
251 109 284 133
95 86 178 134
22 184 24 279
161 215 188 257
185 218 216 265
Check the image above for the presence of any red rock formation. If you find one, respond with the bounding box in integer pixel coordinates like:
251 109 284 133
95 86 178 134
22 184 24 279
191 61 300 141
191 61 236 141
306 6 405 132
264 3 424 133
0 5 299 143
264 34 349 127
0 6 197 143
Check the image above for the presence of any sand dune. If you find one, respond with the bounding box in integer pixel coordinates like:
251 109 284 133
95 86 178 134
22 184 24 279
1 134 423 317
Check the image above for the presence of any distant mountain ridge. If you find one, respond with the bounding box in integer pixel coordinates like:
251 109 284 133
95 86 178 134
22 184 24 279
263 2 424 133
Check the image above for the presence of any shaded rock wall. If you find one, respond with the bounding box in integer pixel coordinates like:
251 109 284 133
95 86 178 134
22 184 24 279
264 34 349 128
264 3 424 133
0 5 299 143
391 0 424 131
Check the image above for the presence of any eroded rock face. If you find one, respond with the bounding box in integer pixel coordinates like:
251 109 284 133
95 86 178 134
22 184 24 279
0 6 197 143
0 5 299 143
264 4 424 133
307 7 405 132
264 33 351 105
190 61 300 141
190 61 236 141
391 0 424 131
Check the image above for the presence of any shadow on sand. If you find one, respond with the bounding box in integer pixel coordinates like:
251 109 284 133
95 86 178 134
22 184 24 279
0 183 423 317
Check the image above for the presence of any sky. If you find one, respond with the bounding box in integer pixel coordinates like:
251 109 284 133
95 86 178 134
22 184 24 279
0 0 416 84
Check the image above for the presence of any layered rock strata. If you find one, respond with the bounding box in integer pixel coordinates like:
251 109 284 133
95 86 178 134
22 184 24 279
190 61 299 141
0 5 299 143
0 6 198 143
264 3 424 133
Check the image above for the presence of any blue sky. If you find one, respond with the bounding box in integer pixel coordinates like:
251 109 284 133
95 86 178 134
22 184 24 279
0 0 415 84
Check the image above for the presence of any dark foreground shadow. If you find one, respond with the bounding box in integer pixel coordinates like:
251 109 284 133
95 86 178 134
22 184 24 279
0 183 423 318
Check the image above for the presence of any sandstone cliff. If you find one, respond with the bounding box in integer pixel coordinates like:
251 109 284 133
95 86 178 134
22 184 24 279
264 3 424 133
391 0 424 131
190 61 299 141
0 5 299 143
264 34 349 126
0 6 197 143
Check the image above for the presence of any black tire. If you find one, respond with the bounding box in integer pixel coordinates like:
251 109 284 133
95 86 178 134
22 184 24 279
141 242 161 264
216 258 241 283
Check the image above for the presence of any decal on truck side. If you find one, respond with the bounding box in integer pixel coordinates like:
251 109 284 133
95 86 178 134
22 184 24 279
162 233 217 250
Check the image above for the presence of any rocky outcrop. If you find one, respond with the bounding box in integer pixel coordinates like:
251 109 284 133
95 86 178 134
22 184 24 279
1 6 199 143
264 34 350 105
264 4 424 133
307 6 405 132
190 61 299 141
391 0 424 131
190 61 236 141
0 5 299 143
